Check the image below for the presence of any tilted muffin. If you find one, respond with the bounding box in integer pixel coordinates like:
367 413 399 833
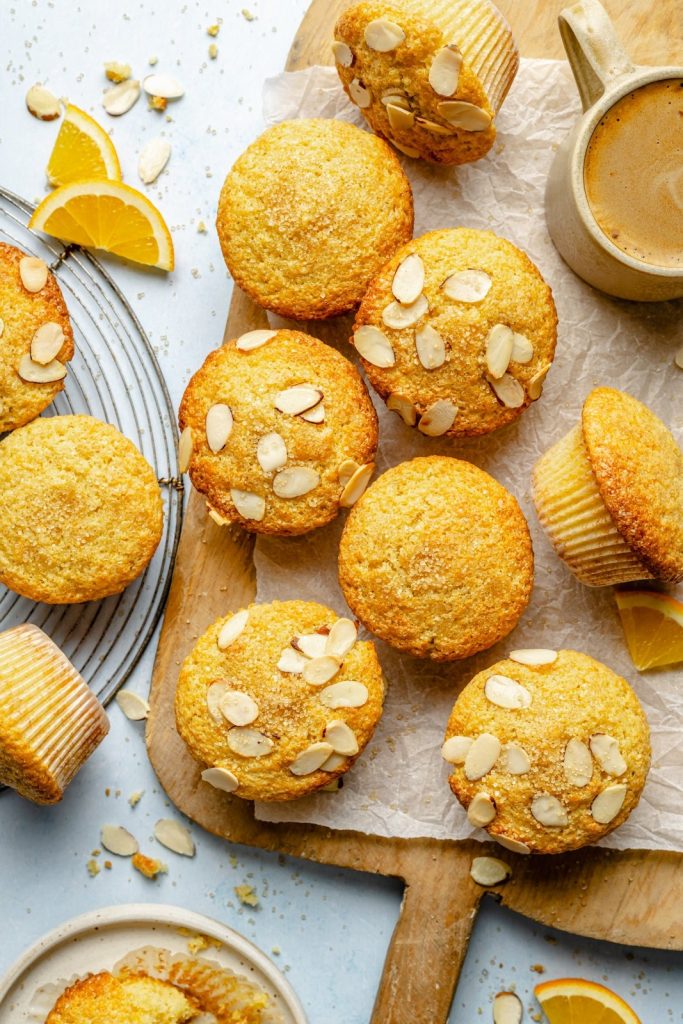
0 415 163 603
0 241 75 432
443 648 651 854
46 972 199 1024
532 387 683 586
352 228 557 437
333 0 518 164
175 600 385 801
0 624 109 804
216 118 413 319
338 456 533 659
178 328 378 535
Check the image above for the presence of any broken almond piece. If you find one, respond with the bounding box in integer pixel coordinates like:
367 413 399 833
349 78 372 108
530 793 568 827
338 458 360 486
441 735 472 764
300 401 325 423
339 462 374 507
178 426 193 473
387 393 417 426
589 734 627 776
26 84 60 121
493 991 523 1024
257 432 287 473
303 655 340 686
332 40 354 67
387 104 415 132
467 792 496 827
442 268 491 303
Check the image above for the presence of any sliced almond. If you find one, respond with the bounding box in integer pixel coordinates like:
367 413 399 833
442 269 492 303
354 325 395 368
257 432 288 473
387 392 417 426
290 741 335 776
338 458 360 486
143 73 185 98
382 293 428 330
340 462 374 507
485 324 514 379
206 680 230 724
429 44 463 96
488 372 525 409
154 818 195 856
30 322 64 365
220 690 259 727
100 824 139 856
364 18 405 51
563 738 593 787
273 466 320 499
528 363 550 400
324 720 359 756
103 78 141 115
325 618 357 660
494 834 531 855
530 793 568 827
205 403 233 453
484 675 532 710
332 40 354 66
321 751 347 772
349 78 372 108
201 767 239 793
467 792 496 828
381 91 410 109
441 735 472 764
391 138 421 158
590 734 627 777
138 136 171 184
303 655 340 686
391 254 424 305
319 681 368 709
418 399 457 437
508 648 557 667
300 402 325 424
178 426 193 473
236 329 277 351
387 103 415 132
217 608 249 650
277 647 308 674
26 84 60 120
415 324 446 370
115 690 150 721
207 506 229 527
591 783 627 824
470 856 511 887
414 117 453 135
227 727 274 758
230 488 265 521
19 256 48 293
17 354 66 383
274 385 323 416
502 742 531 775
511 332 534 363
464 733 501 781
293 633 328 659
437 100 492 131
493 991 523 1024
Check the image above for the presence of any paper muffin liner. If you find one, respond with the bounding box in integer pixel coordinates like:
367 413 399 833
532 426 653 587
0 624 109 804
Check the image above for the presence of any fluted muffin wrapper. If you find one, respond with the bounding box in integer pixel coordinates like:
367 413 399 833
0 624 109 804
532 425 653 587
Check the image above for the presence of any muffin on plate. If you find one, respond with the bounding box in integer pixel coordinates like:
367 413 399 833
178 328 378 536
0 415 163 603
532 387 683 586
175 600 385 801
45 972 199 1024
333 0 518 164
216 118 413 319
0 241 75 432
352 228 557 437
0 624 109 805
443 648 650 854
338 456 533 659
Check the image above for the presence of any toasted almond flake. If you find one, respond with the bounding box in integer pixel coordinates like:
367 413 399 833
115 690 150 721
324 720 359 756
293 633 328 659
493 991 523 1024
429 44 463 96
502 742 531 775
104 61 132 83
437 100 492 131
103 78 141 115
273 466 320 499
205 403 233 453
414 116 453 135
303 655 340 686
17 354 66 383
217 608 249 650
442 269 492 303
138 136 171 184
143 73 184 99
485 323 514 379
354 325 395 367
236 329 277 351
319 681 368 708
415 324 446 369
364 18 405 51
488 372 525 408
154 818 195 856
274 384 323 416
387 103 415 132
340 462 374 507
387 392 417 426
332 40 354 66
391 138 421 158
277 647 308 674
530 793 568 827
290 741 335 776
207 680 230 724
494 834 531 855
590 734 627 777
101 824 139 856
381 91 410 109
178 426 193 473
392 253 424 305
227 727 274 758
418 399 457 437
30 322 64 365
321 751 347 771
508 648 558 667
382 293 428 329
230 488 265 521
563 738 593 787
528 363 550 400
511 332 534 363
325 618 357 660
591 783 627 824
349 78 371 108
338 458 360 486
441 735 472 764
201 767 238 793
220 690 259 727
257 431 287 473
470 856 511 887
485 674 532 710
467 792 496 827
300 402 325 423
19 256 48 293
464 733 501 781
26 83 61 120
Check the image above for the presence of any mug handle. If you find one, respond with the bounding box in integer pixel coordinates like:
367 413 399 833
559 0 635 111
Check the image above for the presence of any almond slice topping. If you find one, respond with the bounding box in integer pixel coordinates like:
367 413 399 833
470 856 512 887
236 329 277 351
19 256 48 293
414 117 453 135
441 735 472 764
563 738 593 787
589 734 627 776
530 793 568 827
349 78 372 108
220 690 259 727
303 655 341 686
354 325 395 368
273 466 320 498
290 741 335 776
415 324 446 369
338 458 360 486
508 648 558 666
26 84 61 120
391 138 421 158
591 783 627 824
274 385 323 416
488 373 525 409
492 991 523 1024
442 269 492 303
429 44 463 96
387 393 417 426
325 618 357 660
257 432 287 473
381 90 409 109
206 680 230 724
467 792 496 827
30 322 65 365
485 324 514 379
528 363 550 400
321 751 346 772
101 824 139 856
502 742 531 775
382 293 428 330
201 767 239 793
17 354 66 384
277 647 308 674
227 727 274 758
205 403 233 453
178 426 193 472
293 633 328 659
464 733 501 780
387 104 415 132
332 40 354 66
437 100 492 131
319 681 368 708
485 674 532 710
103 78 141 115
364 18 405 51
418 399 457 437
300 402 325 423
230 488 265 521
217 608 249 650
494 835 531 855
340 462 374 507
392 253 424 305
511 332 534 363
143 73 185 98
324 720 359 756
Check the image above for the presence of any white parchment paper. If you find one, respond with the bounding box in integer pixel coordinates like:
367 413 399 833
253 60 683 850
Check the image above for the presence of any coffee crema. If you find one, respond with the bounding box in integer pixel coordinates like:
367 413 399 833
584 78 683 269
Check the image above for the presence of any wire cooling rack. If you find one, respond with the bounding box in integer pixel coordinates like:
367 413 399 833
0 185 183 707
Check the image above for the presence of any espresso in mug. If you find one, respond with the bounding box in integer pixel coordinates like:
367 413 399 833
584 78 683 268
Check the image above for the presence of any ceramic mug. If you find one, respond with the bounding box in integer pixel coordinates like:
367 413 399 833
545 0 683 301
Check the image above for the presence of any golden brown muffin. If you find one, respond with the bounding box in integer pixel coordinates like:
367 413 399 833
532 387 683 586
0 241 75 432
338 456 534 659
178 328 378 536
333 0 518 164
175 600 385 801
46 972 199 1024
352 228 557 437
0 624 109 804
0 415 163 603
443 649 651 854
215 119 414 319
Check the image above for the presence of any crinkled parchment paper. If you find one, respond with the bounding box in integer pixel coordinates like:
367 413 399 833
252 60 682 850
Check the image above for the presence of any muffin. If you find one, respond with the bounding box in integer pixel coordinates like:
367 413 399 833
443 648 651 854
333 0 518 164
338 456 534 659
0 415 163 603
532 387 683 586
0 241 75 432
0 624 109 804
216 118 414 319
175 600 385 801
178 328 378 535
352 228 557 436
46 973 199 1024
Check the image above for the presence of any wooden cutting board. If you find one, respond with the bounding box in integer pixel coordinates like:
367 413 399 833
147 3 683 1021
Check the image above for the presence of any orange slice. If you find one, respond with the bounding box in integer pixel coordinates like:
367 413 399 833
46 104 122 186
615 588 683 670
29 179 174 271
536 978 641 1024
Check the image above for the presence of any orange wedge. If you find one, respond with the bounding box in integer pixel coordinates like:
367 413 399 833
615 589 683 670
47 104 121 186
29 179 174 271
536 978 641 1024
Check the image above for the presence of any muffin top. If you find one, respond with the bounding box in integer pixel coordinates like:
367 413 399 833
582 387 683 582
46 972 198 1024
215 118 414 319
0 415 163 604
175 600 385 802
178 329 378 536
338 456 534 659
352 228 557 437
444 649 651 855
0 242 74 432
